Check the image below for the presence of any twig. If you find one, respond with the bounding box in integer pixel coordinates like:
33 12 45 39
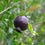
24 0 26 14
0 7 11 14
3 38 7 45
0 1 21 14
13 1 21 6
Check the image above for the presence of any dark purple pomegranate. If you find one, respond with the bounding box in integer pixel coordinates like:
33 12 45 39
14 15 29 33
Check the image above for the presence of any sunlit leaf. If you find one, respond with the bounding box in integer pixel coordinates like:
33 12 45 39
27 37 32 45
27 37 32 42
32 31 39 36
21 41 24 45
28 23 33 32
26 11 29 15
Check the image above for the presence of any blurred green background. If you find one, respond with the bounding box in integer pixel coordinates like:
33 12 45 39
0 0 45 45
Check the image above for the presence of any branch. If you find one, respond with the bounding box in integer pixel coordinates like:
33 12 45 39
0 1 21 14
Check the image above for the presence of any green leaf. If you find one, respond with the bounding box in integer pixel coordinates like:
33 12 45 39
3 0 9 7
11 6 17 9
28 23 33 32
0 2 4 12
32 31 39 36
20 11 24 15
27 37 32 45
27 37 32 42
21 41 24 45
28 23 39 36
26 11 29 15
12 0 21 2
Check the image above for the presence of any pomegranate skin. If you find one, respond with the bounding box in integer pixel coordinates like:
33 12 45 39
14 15 29 33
